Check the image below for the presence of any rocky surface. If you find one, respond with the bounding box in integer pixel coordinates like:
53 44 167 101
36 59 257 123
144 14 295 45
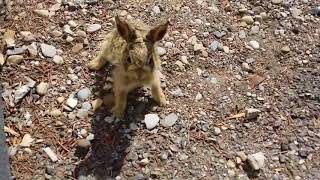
1 0 320 179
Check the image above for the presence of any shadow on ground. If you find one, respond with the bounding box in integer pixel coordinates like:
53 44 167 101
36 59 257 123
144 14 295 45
74 64 157 179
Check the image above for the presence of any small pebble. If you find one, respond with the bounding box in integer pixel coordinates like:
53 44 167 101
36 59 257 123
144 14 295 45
40 43 57 58
249 40 260 49
87 24 101 33
77 139 91 149
213 127 221 135
36 82 49 95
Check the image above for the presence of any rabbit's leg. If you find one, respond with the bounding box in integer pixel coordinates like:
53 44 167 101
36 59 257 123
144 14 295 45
151 75 168 106
88 50 108 70
111 79 128 118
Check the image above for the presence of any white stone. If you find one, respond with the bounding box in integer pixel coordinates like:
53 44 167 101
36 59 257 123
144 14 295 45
43 147 58 162
161 113 178 127
87 24 101 33
144 114 160 129
249 40 260 49
247 152 265 170
66 98 78 109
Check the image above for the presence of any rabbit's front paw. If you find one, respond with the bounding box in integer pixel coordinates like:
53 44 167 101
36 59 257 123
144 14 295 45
111 106 125 119
159 97 169 106
88 61 101 70
88 57 104 70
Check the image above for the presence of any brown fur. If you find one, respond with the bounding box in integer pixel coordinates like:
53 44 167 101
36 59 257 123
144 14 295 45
88 16 169 118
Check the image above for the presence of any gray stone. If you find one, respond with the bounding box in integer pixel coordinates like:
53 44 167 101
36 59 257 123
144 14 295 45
40 43 57 58
213 127 221 135
164 42 174 48
195 93 203 101
68 20 78 27
76 30 87 37
66 98 78 109
33 9 49 17
52 30 62 37
171 88 184 97
160 151 168 160
157 47 166 56
8 146 18 157
81 102 92 110
144 114 159 129
281 46 290 53
246 58 256 64
312 6 320 16
14 85 31 104
152 5 161 15
209 41 223 52
76 109 89 119
129 123 139 130
271 0 282 4
239 30 246 39
77 87 91 101
227 160 236 168
193 43 204 51
87 24 101 33
245 108 261 120
86 133 95 141
6 47 25 56
64 25 73 35
236 151 247 161
249 40 260 49
161 113 178 127
27 42 38 56
20 31 35 42
50 109 62 117
212 31 226 38
242 16 254 24
53 55 64 64
247 152 265 170
104 116 114 123
250 26 260 34
242 62 251 71
290 7 302 18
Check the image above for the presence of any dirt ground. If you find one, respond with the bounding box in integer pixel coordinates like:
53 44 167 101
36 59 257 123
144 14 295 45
1 0 319 179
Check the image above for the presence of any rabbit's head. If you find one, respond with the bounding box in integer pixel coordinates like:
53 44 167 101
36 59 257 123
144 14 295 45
115 16 169 80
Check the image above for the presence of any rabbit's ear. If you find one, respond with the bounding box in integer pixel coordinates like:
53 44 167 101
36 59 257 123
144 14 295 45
147 20 169 43
115 16 136 42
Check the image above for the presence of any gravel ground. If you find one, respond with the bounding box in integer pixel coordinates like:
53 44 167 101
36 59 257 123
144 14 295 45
1 0 320 179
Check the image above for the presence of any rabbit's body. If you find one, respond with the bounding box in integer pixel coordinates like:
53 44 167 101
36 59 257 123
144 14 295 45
88 17 169 118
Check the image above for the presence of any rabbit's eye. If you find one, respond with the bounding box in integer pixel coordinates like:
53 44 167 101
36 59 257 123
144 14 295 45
127 57 132 64
147 57 154 66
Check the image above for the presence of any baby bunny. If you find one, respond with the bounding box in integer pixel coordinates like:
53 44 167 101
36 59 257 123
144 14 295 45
88 16 169 118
